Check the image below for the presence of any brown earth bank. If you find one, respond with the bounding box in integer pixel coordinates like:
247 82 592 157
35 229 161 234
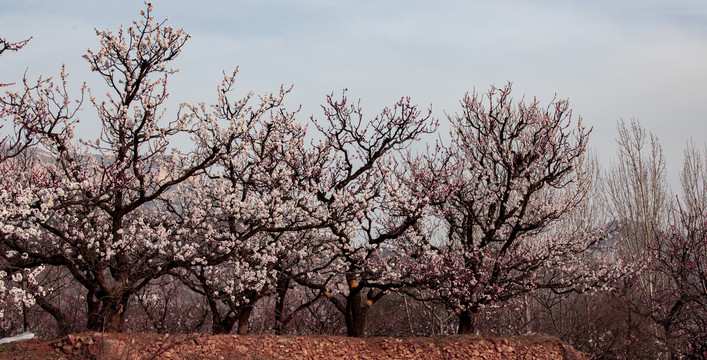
0 332 587 360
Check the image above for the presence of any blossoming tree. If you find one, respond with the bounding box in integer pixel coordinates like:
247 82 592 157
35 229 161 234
165 81 317 334
646 143 707 357
0 5 277 332
282 92 446 337
1 35 79 332
432 83 621 334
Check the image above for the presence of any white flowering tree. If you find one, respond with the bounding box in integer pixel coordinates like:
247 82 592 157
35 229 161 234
164 82 319 334
0 5 276 332
1 35 81 333
431 83 622 334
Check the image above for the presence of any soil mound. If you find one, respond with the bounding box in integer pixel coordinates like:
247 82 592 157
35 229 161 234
0 332 586 359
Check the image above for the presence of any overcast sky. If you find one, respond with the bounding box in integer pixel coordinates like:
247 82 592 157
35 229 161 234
2 0 707 188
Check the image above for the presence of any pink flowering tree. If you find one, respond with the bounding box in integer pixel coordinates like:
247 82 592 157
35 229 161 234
646 144 707 357
0 36 31 89
0 37 30 56
430 83 622 334
651 208 707 357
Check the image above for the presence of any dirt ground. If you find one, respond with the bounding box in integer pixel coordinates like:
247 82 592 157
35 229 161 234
0 332 587 360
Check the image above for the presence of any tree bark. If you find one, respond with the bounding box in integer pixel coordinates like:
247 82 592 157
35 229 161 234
207 295 237 335
85 287 131 332
457 308 480 334
101 293 130 332
274 277 290 335
36 297 71 337
237 307 253 335
345 293 369 337
211 310 237 334
86 289 103 331
104 305 127 333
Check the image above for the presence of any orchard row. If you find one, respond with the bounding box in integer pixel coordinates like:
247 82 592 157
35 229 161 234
1 5 704 357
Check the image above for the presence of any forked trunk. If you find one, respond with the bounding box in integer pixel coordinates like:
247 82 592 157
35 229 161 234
212 310 238 335
85 288 130 332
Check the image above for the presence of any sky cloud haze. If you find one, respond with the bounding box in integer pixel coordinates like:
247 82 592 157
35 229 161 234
2 0 706 187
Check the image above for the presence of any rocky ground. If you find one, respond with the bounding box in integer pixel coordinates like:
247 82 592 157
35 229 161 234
0 332 587 359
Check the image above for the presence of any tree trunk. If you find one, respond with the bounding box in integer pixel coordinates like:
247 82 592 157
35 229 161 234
206 296 238 335
105 306 127 333
457 308 480 334
345 293 369 337
21 275 29 332
102 295 129 332
37 297 71 337
237 307 253 335
274 277 290 335
85 288 130 332
86 290 104 331
212 310 238 334
523 293 532 334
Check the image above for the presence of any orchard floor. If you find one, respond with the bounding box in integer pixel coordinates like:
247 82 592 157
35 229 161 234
0 332 587 359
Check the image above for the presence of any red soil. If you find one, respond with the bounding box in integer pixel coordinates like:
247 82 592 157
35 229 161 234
0 332 587 359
